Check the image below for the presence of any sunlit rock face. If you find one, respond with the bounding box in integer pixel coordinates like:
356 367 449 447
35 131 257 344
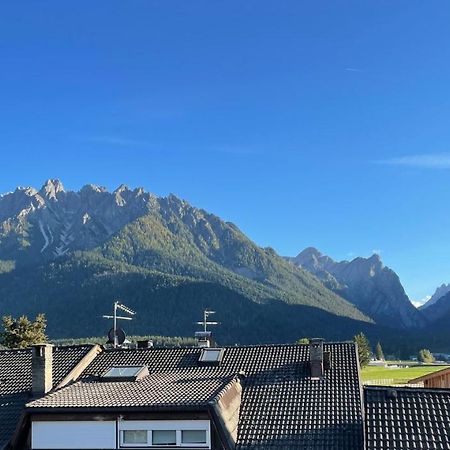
0 179 158 262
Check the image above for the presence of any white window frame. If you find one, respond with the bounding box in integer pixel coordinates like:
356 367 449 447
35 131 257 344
119 420 211 448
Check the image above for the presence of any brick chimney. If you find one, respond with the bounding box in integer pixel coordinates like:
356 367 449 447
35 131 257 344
309 338 324 378
32 344 53 395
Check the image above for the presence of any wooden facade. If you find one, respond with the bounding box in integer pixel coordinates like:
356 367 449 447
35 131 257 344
409 367 450 389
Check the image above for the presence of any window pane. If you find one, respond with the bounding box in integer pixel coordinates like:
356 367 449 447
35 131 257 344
104 366 143 377
182 430 207 444
123 430 148 444
200 349 222 362
152 430 176 445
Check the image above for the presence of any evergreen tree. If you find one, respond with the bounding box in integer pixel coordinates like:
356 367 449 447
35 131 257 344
0 314 47 349
354 332 371 367
375 341 385 361
418 348 435 363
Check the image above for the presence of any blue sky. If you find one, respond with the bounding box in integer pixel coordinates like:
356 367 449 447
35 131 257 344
1 1 450 303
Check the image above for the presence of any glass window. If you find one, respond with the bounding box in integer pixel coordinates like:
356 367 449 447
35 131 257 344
152 430 176 445
104 366 144 377
123 430 148 444
199 348 223 363
182 430 207 444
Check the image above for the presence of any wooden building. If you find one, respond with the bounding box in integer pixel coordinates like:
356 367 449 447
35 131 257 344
409 366 450 388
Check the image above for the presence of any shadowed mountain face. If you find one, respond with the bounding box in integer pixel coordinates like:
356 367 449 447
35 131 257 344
0 180 372 342
288 247 427 329
420 286 450 323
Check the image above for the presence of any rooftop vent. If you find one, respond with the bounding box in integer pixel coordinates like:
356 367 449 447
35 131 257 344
198 348 224 366
102 365 149 381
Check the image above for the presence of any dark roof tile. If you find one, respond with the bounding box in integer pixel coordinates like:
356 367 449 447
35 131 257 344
364 386 450 450
28 343 364 450
0 345 94 449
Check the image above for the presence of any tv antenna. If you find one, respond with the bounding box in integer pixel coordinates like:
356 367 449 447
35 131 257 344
196 309 219 333
103 300 136 348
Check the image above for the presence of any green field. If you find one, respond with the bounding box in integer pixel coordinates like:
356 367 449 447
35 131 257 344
361 364 449 386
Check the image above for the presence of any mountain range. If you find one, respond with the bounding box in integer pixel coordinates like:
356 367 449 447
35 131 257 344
0 180 449 353
287 248 426 329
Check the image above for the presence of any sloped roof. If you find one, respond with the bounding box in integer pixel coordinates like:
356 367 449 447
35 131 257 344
27 369 236 409
364 386 450 450
27 343 365 450
0 345 95 450
408 365 450 383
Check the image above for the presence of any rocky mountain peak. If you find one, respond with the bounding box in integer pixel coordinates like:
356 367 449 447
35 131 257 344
293 247 335 272
15 186 38 197
39 179 65 200
289 247 426 329
296 247 322 260
114 184 130 194
420 283 450 310
80 184 107 194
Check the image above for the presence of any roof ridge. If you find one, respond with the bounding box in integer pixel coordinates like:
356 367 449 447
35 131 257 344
0 343 95 353
0 347 31 354
364 385 450 394
53 344 96 350
208 374 242 405
100 341 355 353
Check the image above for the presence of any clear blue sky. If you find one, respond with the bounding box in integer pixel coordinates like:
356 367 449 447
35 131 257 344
1 1 450 303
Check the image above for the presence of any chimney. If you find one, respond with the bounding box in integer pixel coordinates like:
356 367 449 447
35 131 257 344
137 340 153 349
32 344 53 395
309 338 324 378
195 331 213 348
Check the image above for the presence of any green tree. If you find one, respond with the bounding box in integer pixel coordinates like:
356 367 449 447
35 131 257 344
354 332 371 368
375 342 385 361
0 314 47 349
418 348 435 363
296 337 310 344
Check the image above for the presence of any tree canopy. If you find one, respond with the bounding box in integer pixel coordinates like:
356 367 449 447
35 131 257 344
418 348 435 363
0 314 47 349
354 332 371 367
375 341 385 361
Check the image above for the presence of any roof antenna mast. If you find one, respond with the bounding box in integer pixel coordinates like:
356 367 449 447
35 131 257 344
102 300 136 348
195 309 219 347
197 309 218 332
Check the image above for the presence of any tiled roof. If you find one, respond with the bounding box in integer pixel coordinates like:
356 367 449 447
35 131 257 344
27 343 365 450
364 386 450 450
27 369 235 409
0 345 95 450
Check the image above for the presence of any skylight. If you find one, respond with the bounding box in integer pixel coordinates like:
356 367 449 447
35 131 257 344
198 348 224 365
102 365 149 381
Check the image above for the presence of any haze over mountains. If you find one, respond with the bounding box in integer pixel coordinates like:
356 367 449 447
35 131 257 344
0 180 449 352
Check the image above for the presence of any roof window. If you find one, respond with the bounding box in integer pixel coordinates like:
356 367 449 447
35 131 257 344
102 365 149 381
198 348 224 366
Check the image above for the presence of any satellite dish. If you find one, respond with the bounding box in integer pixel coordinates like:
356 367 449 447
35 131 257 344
108 327 126 345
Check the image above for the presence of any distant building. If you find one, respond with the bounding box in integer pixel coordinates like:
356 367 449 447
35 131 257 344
1 339 450 450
